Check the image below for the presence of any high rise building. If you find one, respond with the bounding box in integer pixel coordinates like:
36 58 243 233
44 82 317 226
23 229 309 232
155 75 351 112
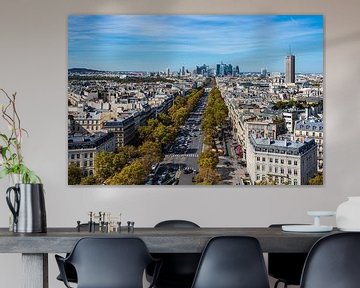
181 66 186 76
285 54 295 83
260 67 267 77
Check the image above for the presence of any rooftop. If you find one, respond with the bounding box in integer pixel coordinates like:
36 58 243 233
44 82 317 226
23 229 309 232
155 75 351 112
250 134 316 156
68 132 114 149
295 119 323 131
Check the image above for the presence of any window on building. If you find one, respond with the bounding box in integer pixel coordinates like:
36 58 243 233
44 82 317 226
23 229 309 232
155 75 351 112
89 161 93 167
288 169 292 175
84 153 88 158
280 159 284 164
256 174 260 180
256 165 260 171
269 158 273 163
275 158 278 163
257 157 260 161
294 169 298 175
90 153 93 158
288 160 291 165
76 154 80 159
294 160 298 166
262 157 266 162
71 154 75 160
275 167 278 173
293 179 298 185
281 168 284 174
262 165 265 171
269 166 272 172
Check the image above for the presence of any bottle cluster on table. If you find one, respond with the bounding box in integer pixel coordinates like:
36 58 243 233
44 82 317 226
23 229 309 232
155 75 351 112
76 211 135 233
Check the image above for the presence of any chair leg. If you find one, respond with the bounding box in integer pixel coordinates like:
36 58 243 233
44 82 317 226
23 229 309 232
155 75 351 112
274 280 289 288
274 280 281 288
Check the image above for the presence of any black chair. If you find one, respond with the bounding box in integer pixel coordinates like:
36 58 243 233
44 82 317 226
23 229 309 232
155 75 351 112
148 220 201 288
300 232 360 288
191 236 270 288
55 237 160 288
268 224 308 288
56 223 99 284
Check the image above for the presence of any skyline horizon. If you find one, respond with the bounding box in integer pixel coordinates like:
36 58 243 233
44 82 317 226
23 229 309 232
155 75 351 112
68 65 323 75
69 15 323 73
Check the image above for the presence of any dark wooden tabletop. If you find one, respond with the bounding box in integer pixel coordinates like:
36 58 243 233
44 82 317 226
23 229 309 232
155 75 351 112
0 227 340 254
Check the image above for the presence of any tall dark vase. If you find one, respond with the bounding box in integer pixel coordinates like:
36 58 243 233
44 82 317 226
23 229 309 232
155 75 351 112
6 183 47 233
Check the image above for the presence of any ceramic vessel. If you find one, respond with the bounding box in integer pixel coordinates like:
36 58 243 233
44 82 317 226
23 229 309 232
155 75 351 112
6 183 47 233
336 197 360 231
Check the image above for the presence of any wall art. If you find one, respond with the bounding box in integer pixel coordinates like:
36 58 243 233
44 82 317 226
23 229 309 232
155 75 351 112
68 15 323 186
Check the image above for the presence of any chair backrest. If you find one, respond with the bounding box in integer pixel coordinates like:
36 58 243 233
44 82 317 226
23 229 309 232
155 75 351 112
67 237 154 288
155 220 200 228
300 232 360 288
191 236 270 288
152 220 201 284
268 224 308 285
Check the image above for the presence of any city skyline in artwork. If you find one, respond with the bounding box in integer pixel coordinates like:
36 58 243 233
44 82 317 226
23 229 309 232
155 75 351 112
68 15 323 73
68 15 324 186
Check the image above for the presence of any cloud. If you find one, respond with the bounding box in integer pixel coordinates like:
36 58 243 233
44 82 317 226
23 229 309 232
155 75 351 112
68 15 323 72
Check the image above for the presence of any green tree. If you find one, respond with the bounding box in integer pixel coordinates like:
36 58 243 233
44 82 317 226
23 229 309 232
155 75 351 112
94 152 117 183
138 118 160 141
157 113 172 126
68 163 82 185
198 149 219 169
106 160 150 185
153 124 177 146
170 107 189 127
116 145 139 159
139 141 163 165
308 173 323 185
195 167 221 185
80 175 98 185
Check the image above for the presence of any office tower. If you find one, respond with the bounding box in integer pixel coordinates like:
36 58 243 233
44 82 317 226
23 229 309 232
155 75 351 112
167 68 170 76
181 66 185 76
285 55 295 83
216 64 221 76
261 67 267 77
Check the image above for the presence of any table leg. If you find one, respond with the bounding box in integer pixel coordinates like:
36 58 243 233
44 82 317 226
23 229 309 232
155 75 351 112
22 253 48 288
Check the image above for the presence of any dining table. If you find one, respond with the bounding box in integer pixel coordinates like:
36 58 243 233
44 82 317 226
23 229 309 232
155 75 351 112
0 226 340 288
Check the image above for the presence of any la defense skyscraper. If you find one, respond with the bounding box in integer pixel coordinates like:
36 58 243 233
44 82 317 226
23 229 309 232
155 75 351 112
285 54 295 83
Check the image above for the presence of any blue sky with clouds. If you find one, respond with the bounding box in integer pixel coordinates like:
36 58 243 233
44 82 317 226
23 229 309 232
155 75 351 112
68 15 323 73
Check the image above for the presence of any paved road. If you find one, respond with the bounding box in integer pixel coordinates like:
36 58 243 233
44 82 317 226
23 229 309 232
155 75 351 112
148 87 250 186
150 92 208 185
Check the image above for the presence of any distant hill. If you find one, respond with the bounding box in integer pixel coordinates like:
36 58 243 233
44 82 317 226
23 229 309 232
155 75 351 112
68 68 102 73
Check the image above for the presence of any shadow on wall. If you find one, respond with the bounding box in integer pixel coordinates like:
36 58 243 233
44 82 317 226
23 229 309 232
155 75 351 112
327 31 360 46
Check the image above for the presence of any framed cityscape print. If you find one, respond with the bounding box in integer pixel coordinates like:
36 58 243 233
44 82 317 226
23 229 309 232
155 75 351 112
68 15 324 186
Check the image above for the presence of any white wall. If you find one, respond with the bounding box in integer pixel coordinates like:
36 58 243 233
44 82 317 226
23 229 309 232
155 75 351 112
0 0 360 286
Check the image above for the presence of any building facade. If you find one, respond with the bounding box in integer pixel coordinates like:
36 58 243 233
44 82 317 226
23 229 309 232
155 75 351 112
294 119 323 171
247 135 317 185
68 132 116 176
103 116 136 147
